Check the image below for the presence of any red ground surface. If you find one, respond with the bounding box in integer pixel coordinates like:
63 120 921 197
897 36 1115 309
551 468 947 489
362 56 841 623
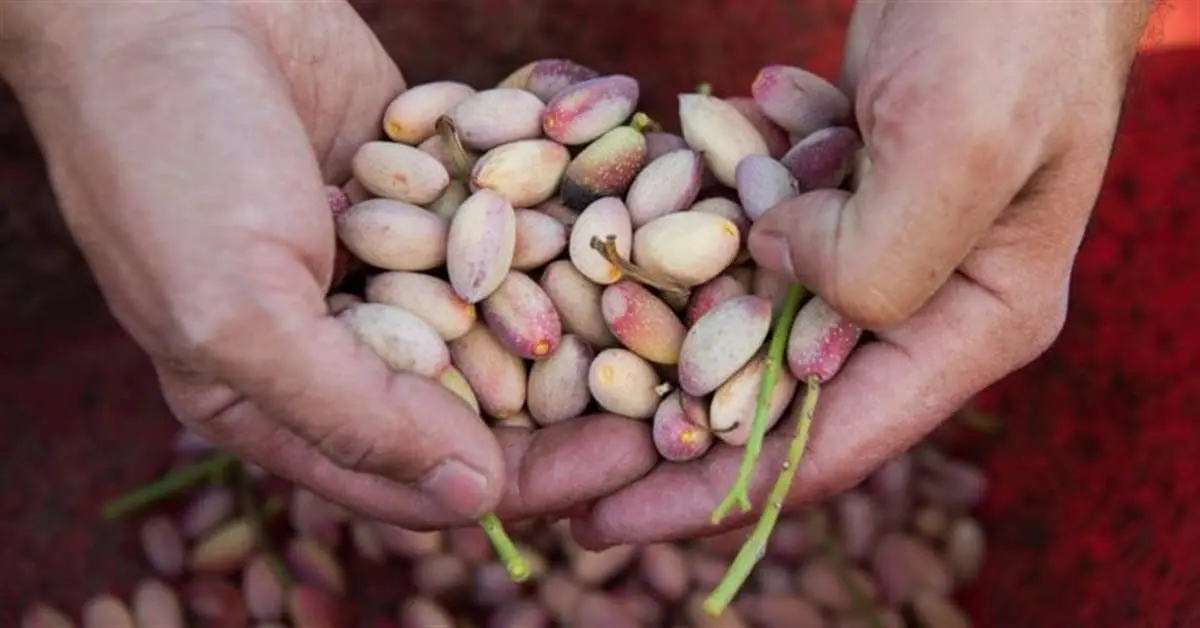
1 1 1198 626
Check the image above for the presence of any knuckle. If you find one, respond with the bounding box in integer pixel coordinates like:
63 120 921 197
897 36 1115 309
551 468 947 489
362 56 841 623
313 422 377 474
1006 286 1069 367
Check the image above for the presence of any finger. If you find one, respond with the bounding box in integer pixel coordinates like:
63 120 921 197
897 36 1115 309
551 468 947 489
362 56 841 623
167 372 656 529
573 270 1053 547
748 7 1050 330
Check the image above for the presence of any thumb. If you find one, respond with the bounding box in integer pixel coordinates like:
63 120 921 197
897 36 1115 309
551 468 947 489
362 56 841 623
196 289 507 520
747 65 1042 331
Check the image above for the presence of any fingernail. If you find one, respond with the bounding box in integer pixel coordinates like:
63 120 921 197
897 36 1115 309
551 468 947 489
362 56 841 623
419 459 490 519
748 230 797 279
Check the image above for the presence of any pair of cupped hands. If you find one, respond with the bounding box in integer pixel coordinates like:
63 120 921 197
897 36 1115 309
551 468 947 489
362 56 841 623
3 2 1148 546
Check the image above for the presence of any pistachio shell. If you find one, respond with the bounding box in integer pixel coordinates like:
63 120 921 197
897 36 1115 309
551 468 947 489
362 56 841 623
644 131 689 160
481 270 563 359
132 579 185 628
351 141 450 204
632 211 740 287
243 554 286 621
534 198 580 227
588 348 661 419
568 197 632 285
335 198 448 271
449 324 527 419
449 88 546 151
685 273 750 327
286 537 345 595
724 96 791 158
751 65 852 138
560 126 647 211
185 579 248 627
524 59 601 101
601 279 687 365
437 366 480 413
710 354 798 446
399 597 456 628
337 302 452 377
325 293 362 316
190 518 256 574
21 603 75 628
651 391 714 462
288 585 343 628
678 295 773 396
497 61 537 89
82 596 135 628
383 81 477 144
690 196 752 250
512 209 568 270
679 93 768 187
471 139 570 208
736 154 799 221
140 515 185 577
527 335 594 425
625 148 703 227
540 260 619 349
325 185 351 216
543 75 640 145
365 272 477 341
786 296 862 383
288 487 345 548
446 189 518 303
781 125 862 191
180 487 235 539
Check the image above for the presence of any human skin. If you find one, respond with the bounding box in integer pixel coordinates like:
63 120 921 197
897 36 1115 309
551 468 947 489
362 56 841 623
571 0 1154 547
0 3 657 530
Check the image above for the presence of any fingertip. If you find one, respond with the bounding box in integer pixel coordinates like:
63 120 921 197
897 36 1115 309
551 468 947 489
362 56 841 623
748 189 850 288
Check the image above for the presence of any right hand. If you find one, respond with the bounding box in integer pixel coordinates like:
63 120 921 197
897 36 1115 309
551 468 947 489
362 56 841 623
1 2 656 528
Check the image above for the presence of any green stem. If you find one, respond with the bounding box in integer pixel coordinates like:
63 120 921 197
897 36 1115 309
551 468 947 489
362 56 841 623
237 469 294 589
101 451 238 520
704 376 820 616
435 115 473 181
479 513 530 582
817 518 885 628
710 284 806 524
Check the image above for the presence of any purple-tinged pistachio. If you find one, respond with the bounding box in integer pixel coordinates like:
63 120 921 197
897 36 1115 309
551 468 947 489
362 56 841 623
644 131 689 160
470 139 569 208
286 537 345 595
325 185 351 216
543 75 640 145
652 391 714 462
736 154 799 221
601 279 687 365
399 597 456 628
679 93 768 187
351 141 450 205
480 270 563 359
21 603 74 628
786 296 862 383
243 554 286 621
446 189 518 303
780 126 862 191
540 260 619 349
751 65 852 138
523 59 601 101
560 126 647 211
132 578 185 628
383 81 477 145
678 295 773 396
625 148 703 227
180 487 235 539
449 88 546 151
534 198 580 227
288 585 344 628
139 516 184 578
685 273 750 327
184 579 248 627
289 487 345 548
82 595 134 628
527 334 594 426
512 209 568 270
372 524 443 558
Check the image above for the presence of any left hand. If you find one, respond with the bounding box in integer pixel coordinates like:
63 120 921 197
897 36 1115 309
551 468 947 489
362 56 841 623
570 0 1151 547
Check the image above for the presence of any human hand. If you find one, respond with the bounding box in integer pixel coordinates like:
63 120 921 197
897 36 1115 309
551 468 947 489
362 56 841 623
571 0 1151 546
1 2 655 529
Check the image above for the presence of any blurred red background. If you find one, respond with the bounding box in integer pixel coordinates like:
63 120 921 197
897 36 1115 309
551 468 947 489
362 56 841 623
1 1 1197 626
